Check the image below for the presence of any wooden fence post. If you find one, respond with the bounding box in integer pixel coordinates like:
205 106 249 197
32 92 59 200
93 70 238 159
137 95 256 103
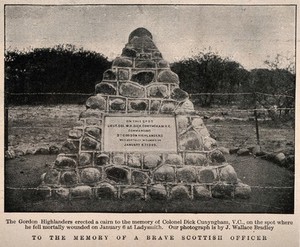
253 92 260 145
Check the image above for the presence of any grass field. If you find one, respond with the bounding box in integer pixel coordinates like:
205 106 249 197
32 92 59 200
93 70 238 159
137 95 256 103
5 104 295 213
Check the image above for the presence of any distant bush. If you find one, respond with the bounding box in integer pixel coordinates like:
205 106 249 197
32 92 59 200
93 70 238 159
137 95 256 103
171 51 249 107
5 44 111 104
5 46 295 111
171 51 295 113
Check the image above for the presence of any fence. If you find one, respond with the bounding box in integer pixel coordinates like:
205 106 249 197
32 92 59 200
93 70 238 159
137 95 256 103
6 91 295 105
5 91 295 152
6 92 92 105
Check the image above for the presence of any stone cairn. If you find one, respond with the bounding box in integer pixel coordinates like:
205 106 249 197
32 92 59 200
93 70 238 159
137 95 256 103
39 28 251 201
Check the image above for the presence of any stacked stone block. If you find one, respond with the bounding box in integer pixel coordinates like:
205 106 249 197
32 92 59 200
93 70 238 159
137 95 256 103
40 28 250 200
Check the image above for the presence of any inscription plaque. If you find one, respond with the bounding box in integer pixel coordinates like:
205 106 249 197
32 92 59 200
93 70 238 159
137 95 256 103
103 116 177 152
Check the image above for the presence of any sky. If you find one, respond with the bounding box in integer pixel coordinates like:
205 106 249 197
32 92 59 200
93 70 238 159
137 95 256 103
5 5 296 70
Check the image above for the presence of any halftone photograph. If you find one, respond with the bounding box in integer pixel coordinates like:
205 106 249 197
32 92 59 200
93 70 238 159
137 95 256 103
4 4 295 213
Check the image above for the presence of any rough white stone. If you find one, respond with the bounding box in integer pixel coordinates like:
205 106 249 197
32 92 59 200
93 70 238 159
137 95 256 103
70 186 93 199
170 185 190 200
153 165 175 182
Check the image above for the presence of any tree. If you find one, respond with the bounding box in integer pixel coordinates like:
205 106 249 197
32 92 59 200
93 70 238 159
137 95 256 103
264 54 295 74
171 50 248 106
5 45 111 104
242 68 295 111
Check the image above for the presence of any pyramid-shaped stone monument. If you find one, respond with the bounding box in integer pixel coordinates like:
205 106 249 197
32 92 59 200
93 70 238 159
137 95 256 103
40 28 251 201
